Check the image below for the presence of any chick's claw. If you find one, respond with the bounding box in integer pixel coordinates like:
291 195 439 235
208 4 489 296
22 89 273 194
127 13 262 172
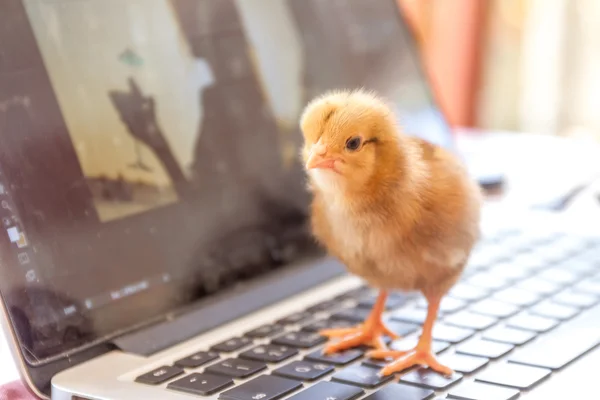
320 319 400 355
369 348 453 376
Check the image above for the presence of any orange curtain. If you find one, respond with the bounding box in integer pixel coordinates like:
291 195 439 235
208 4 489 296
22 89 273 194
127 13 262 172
398 0 487 128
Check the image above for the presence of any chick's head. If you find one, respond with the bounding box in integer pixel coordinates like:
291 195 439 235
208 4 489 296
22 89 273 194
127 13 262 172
300 89 400 192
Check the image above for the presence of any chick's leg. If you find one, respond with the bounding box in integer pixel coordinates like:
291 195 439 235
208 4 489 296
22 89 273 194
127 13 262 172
321 290 399 354
367 294 452 376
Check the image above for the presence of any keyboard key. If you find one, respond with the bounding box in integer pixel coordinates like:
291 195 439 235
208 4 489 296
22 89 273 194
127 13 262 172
302 318 354 333
553 290 598 309
331 307 371 323
486 262 532 281
482 326 536 345
475 362 551 389
448 381 519 400
456 338 514 359
448 283 489 301
135 365 184 385
174 351 219 368
205 358 266 378
272 331 326 348
508 313 600 369
575 280 600 295
287 381 364 400
363 383 435 400
538 268 580 285
530 300 579 320
438 353 489 374
431 324 474 344
390 337 450 354
335 287 373 302
306 300 340 313
305 348 364 365
469 299 519 318
400 368 462 390
506 313 559 333
239 344 298 363
493 287 541 307
467 272 511 291
382 320 420 337
211 337 253 352
278 312 312 325
390 307 430 324
168 373 233 396
272 360 334 381
517 277 562 295
245 324 284 339
417 297 467 314
358 293 409 310
332 364 394 388
444 311 497 331
219 375 302 400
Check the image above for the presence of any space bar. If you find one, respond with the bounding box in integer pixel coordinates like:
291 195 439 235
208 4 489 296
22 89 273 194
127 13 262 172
508 302 600 370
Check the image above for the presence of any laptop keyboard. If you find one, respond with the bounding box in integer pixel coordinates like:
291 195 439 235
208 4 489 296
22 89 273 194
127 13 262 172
134 228 600 399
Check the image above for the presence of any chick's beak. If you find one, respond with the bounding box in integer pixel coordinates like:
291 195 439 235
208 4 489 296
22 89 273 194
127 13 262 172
306 153 337 170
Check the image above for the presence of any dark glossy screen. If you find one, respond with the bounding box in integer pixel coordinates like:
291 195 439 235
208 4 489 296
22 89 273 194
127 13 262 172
0 0 450 363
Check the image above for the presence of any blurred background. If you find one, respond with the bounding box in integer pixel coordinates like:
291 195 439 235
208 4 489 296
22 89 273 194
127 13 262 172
399 0 600 142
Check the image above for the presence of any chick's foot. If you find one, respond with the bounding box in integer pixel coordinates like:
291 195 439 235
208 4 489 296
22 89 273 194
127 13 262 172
367 348 452 376
320 318 399 354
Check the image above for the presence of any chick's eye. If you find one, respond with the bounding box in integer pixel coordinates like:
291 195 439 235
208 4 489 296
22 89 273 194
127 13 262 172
345 136 362 151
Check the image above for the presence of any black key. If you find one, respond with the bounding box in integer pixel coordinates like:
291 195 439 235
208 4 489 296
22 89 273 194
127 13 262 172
470 299 519 318
135 365 184 385
448 382 519 400
168 373 233 396
383 320 420 337
417 297 467 315
211 337 253 352
538 268 580 285
506 313 559 333
493 288 541 307
220 375 302 400
331 364 394 388
272 331 326 348
305 348 363 365
306 300 340 313
302 318 354 333
363 383 435 400
438 353 489 374
517 277 562 295
174 351 219 368
530 300 579 320
390 307 430 324
553 290 598 309
331 307 371 323
245 324 284 339
205 358 266 378
272 360 334 381
431 324 474 344
444 311 497 331
448 283 489 302
456 338 514 359
482 326 536 345
287 381 364 400
239 344 298 363
475 363 551 390
400 368 462 390
278 312 311 325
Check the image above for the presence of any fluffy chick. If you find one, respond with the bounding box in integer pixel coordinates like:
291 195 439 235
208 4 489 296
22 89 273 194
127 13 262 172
300 89 482 376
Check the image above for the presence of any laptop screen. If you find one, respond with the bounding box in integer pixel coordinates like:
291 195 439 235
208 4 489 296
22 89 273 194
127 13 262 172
0 0 451 362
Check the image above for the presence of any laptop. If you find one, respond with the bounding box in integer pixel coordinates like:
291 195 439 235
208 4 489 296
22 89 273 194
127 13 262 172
0 0 599 399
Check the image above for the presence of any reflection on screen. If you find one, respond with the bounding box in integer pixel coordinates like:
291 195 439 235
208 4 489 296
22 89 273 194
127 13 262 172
0 0 450 362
